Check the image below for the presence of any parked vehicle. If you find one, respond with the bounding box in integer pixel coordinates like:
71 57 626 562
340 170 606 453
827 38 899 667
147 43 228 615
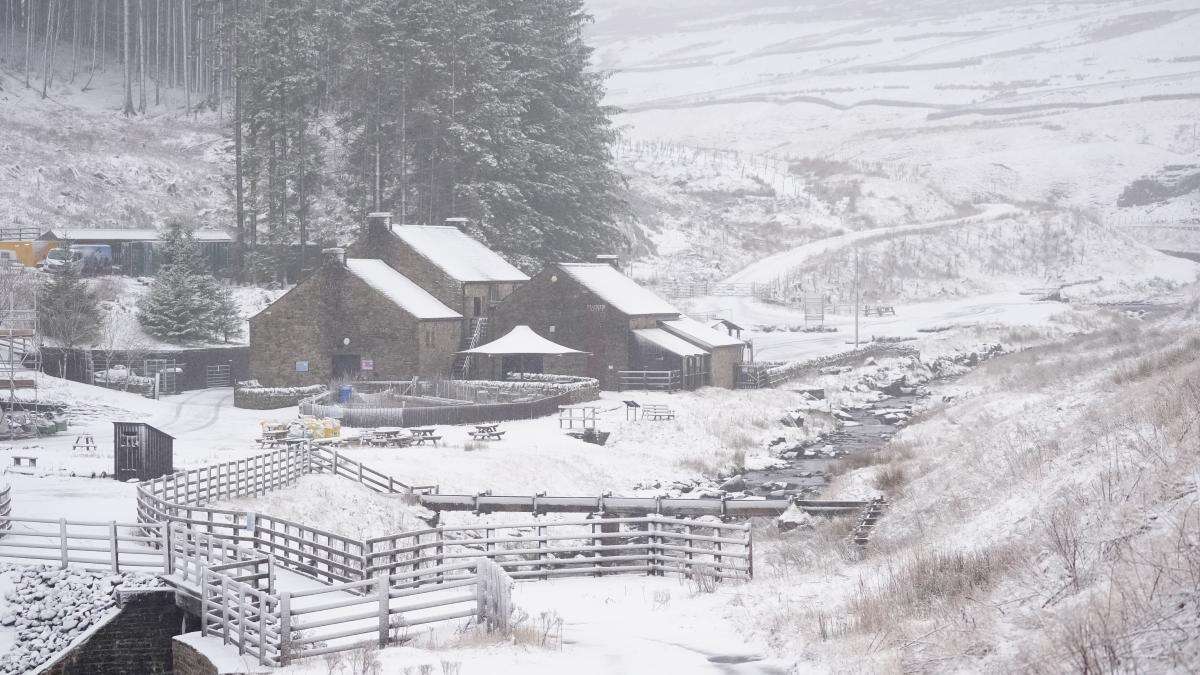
42 244 112 275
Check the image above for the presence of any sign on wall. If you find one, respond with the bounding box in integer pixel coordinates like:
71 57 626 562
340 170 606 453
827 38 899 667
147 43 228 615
361 358 375 371
295 361 309 372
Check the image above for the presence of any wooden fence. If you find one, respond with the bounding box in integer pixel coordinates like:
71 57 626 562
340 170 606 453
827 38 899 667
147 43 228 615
0 443 755 666
618 370 682 391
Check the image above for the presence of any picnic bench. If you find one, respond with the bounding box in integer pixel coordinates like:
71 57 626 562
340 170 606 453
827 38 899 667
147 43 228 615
257 427 290 449
642 404 676 421
367 428 413 448
410 428 442 447
11 456 36 468
469 424 505 441
622 400 641 421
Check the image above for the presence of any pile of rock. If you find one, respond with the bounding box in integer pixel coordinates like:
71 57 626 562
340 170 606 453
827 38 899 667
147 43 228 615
0 564 162 675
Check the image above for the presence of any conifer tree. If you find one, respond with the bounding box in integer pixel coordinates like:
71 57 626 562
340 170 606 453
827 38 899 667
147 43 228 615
138 225 242 343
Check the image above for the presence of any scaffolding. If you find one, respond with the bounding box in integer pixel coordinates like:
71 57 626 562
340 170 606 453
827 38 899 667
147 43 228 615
0 268 40 405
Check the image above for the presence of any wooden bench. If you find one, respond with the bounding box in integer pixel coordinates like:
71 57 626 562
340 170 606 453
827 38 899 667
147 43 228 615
642 404 675 421
469 425 505 441
412 435 442 447
11 456 36 468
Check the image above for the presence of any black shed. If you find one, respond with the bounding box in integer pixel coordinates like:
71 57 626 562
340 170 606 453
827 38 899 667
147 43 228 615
113 422 174 481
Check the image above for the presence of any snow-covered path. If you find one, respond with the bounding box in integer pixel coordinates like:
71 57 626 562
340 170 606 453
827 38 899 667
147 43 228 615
724 204 1020 284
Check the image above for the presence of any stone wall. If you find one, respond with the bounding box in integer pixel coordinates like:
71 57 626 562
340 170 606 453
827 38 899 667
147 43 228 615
249 262 461 387
41 589 184 675
708 344 744 389
233 383 327 410
492 266 656 390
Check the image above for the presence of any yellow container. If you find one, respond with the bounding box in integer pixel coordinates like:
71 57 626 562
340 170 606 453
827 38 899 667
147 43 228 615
0 241 58 267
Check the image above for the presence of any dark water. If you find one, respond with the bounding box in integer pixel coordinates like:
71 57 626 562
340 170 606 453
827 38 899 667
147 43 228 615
740 392 924 498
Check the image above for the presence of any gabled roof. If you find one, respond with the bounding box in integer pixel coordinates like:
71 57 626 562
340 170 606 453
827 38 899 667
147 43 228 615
462 325 586 355
344 258 462 320
557 263 680 317
633 328 708 357
391 226 529 283
662 317 746 349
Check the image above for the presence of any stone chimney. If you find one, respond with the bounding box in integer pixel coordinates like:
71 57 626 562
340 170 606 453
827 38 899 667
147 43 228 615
595 254 620 270
366 212 392 237
323 247 346 266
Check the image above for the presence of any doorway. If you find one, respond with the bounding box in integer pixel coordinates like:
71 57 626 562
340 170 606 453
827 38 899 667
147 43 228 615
332 354 361 380
472 297 483 317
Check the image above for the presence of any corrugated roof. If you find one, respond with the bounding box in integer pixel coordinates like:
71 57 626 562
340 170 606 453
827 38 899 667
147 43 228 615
633 328 709 357
662 317 745 349
558 264 679 316
344 258 462 320
392 226 529 283
44 228 233 242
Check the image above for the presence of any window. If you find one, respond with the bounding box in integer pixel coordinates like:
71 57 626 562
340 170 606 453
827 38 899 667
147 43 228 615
425 329 434 347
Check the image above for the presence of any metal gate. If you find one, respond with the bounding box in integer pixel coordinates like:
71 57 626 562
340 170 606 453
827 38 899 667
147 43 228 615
144 358 180 396
205 364 231 388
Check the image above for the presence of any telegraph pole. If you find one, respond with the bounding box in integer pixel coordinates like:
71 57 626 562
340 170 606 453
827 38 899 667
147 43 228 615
853 247 861 348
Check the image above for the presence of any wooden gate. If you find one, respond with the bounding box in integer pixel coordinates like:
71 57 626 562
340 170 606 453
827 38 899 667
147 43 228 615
144 358 180 395
205 364 231 388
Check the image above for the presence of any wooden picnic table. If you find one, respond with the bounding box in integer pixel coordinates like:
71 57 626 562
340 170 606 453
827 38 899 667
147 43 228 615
410 428 442 446
469 424 505 441
368 427 413 448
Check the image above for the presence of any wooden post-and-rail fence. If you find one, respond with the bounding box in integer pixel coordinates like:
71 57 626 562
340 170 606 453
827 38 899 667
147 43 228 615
0 444 757 665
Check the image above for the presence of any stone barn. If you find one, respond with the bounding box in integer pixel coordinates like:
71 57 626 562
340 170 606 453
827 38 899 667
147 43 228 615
659 317 748 389
495 260 734 390
249 250 461 387
349 213 529 321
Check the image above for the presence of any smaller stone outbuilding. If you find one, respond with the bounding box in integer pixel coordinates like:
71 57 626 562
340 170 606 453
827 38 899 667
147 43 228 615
660 317 748 389
249 251 462 387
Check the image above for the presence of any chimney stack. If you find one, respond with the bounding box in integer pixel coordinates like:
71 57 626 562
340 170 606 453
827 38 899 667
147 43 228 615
323 247 346 266
367 212 392 237
595 254 620 270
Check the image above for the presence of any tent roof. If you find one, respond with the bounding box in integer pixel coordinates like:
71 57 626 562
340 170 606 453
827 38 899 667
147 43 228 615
462 325 586 355
633 328 709 357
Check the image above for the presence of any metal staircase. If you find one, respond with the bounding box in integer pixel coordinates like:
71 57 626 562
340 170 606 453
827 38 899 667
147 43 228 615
0 306 39 404
452 318 488 379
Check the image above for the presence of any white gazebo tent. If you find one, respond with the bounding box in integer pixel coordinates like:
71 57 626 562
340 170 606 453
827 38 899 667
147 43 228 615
459 325 588 379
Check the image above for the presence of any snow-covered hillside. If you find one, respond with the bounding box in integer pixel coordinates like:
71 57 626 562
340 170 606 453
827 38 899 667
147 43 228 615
0 68 231 233
589 0 1200 223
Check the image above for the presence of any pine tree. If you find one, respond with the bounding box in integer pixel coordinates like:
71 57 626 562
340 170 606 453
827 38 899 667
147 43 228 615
138 225 241 343
37 269 101 353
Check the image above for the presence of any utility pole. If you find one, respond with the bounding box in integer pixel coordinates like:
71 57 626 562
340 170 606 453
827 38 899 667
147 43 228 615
853 247 861 349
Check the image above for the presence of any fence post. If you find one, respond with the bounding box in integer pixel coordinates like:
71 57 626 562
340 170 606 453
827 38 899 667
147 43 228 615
237 585 247 653
746 526 754 579
278 591 291 663
110 522 120 573
537 525 547 580
221 576 231 644
162 523 172 574
59 518 68 569
200 572 211 637
376 575 390 648
435 527 445 582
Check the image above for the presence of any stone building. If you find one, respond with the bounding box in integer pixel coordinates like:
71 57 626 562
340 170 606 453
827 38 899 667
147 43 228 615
491 260 746 390
349 213 529 320
248 251 461 387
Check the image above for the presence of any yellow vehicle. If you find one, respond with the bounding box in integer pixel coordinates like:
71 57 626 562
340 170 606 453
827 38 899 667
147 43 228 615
0 240 58 268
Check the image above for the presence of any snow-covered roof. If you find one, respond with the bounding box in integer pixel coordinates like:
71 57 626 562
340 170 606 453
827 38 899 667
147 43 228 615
391 226 529 283
632 328 709 357
462 325 586 355
344 258 462 320
661 317 745 349
558 264 680 317
42 228 233 242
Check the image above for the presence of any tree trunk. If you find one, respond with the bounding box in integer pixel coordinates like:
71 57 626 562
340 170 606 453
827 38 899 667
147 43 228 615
121 0 133 114
153 0 159 104
233 0 244 281
137 0 145 112
40 0 55 98
82 0 98 90
181 0 189 115
24 0 32 87
70 0 78 81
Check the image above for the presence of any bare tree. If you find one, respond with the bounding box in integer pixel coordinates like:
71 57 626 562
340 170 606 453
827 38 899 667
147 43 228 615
122 0 134 114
